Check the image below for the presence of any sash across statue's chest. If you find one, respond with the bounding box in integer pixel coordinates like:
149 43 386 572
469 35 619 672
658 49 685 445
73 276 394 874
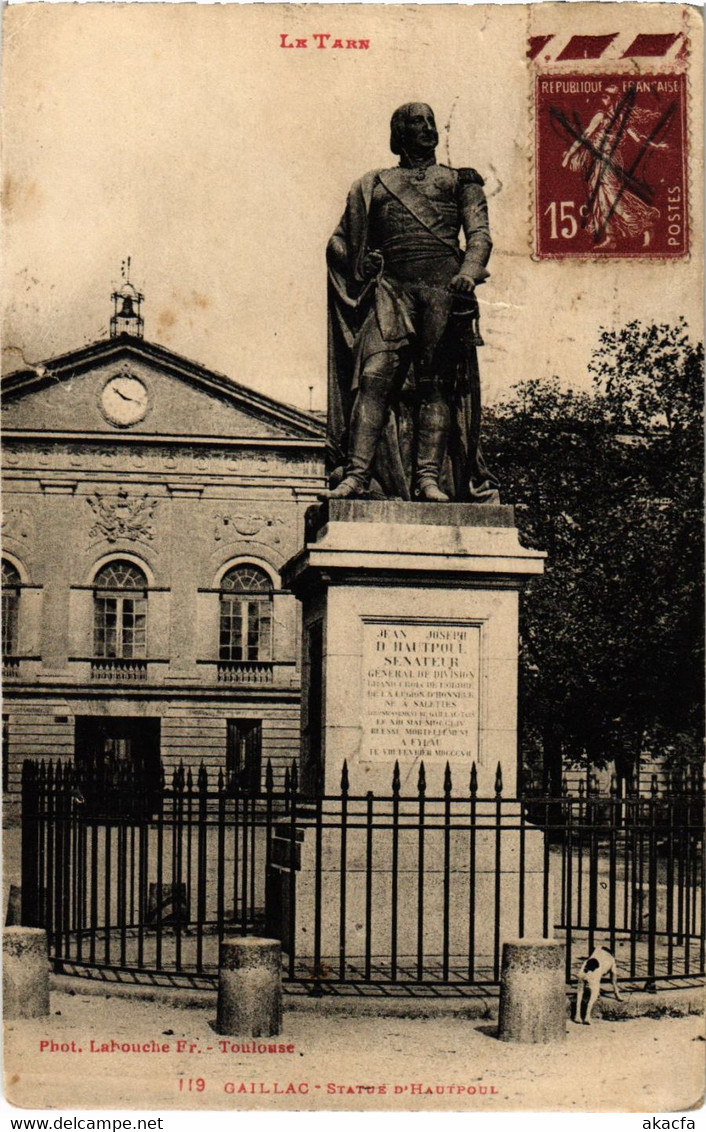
369 168 460 251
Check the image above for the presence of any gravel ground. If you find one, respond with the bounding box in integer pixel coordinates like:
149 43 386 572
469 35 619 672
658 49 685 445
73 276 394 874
4 989 705 1112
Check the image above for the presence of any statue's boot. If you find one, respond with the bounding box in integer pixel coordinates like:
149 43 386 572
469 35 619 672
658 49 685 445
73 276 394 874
323 375 390 500
416 398 451 502
324 479 364 500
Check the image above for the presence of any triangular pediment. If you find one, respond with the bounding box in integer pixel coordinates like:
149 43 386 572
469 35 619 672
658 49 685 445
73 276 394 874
1 336 324 442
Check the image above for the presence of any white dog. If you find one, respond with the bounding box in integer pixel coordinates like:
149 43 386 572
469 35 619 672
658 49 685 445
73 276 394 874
574 946 623 1025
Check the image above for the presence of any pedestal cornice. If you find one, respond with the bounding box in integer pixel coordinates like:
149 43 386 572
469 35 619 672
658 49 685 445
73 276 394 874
283 500 545 595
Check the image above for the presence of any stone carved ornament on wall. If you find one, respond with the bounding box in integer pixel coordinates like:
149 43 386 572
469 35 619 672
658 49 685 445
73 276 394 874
87 487 159 543
1 506 35 544
213 513 285 545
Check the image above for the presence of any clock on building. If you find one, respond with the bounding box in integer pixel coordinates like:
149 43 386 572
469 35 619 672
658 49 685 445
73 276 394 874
100 374 149 426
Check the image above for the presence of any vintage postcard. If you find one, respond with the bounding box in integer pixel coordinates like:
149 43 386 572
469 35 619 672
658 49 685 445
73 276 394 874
2 0 704 1116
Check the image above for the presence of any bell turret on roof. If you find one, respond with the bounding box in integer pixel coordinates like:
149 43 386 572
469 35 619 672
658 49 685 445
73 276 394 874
110 258 144 339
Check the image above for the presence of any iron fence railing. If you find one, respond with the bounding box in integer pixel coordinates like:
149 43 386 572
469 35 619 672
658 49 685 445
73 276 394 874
20 758 704 993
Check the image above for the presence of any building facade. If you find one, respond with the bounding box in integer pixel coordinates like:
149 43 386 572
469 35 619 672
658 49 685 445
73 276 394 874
1 297 325 805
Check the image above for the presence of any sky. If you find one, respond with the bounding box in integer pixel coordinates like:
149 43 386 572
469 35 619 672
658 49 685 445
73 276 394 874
2 3 702 411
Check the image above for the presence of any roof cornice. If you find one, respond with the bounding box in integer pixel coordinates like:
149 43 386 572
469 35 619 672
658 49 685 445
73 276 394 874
2 429 325 450
1 335 326 440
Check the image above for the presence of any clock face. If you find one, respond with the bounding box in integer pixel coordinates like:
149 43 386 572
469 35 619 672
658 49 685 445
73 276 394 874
101 375 149 426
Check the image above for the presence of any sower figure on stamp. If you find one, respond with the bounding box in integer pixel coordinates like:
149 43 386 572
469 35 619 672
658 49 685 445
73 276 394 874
325 102 499 503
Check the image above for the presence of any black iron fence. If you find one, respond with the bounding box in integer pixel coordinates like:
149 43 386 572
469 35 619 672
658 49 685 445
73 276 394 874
20 758 704 994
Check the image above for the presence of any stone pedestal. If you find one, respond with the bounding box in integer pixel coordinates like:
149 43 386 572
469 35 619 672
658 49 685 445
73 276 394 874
283 500 545 797
3 927 50 1019
498 939 567 1042
268 801 551 968
270 502 548 971
216 937 282 1037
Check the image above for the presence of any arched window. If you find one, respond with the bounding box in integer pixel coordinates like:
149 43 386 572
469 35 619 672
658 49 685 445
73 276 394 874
93 560 147 659
219 565 273 662
1 560 20 656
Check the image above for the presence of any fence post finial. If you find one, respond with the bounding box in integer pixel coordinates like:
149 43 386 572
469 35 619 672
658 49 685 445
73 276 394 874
341 759 349 794
495 762 503 796
417 761 426 795
444 762 452 795
392 760 400 795
470 761 478 797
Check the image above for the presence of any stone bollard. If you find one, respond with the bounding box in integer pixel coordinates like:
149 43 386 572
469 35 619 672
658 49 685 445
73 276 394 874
498 939 566 1043
3 927 50 1019
216 937 282 1037
5 885 22 926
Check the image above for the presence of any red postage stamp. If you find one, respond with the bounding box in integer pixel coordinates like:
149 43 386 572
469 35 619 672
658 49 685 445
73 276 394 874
535 72 688 258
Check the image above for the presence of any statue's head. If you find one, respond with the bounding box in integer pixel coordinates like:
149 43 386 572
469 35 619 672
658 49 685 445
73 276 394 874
390 103 438 158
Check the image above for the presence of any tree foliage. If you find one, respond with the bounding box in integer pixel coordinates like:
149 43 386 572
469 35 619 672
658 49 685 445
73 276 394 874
484 321 703 790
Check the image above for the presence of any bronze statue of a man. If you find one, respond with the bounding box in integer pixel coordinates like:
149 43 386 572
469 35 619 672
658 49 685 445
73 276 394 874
325 102 498 503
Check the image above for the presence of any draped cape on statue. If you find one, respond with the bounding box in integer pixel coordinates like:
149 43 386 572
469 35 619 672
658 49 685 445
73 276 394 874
326 169 499 503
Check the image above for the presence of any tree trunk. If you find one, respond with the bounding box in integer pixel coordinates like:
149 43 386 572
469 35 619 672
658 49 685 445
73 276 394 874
542 724 563 797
